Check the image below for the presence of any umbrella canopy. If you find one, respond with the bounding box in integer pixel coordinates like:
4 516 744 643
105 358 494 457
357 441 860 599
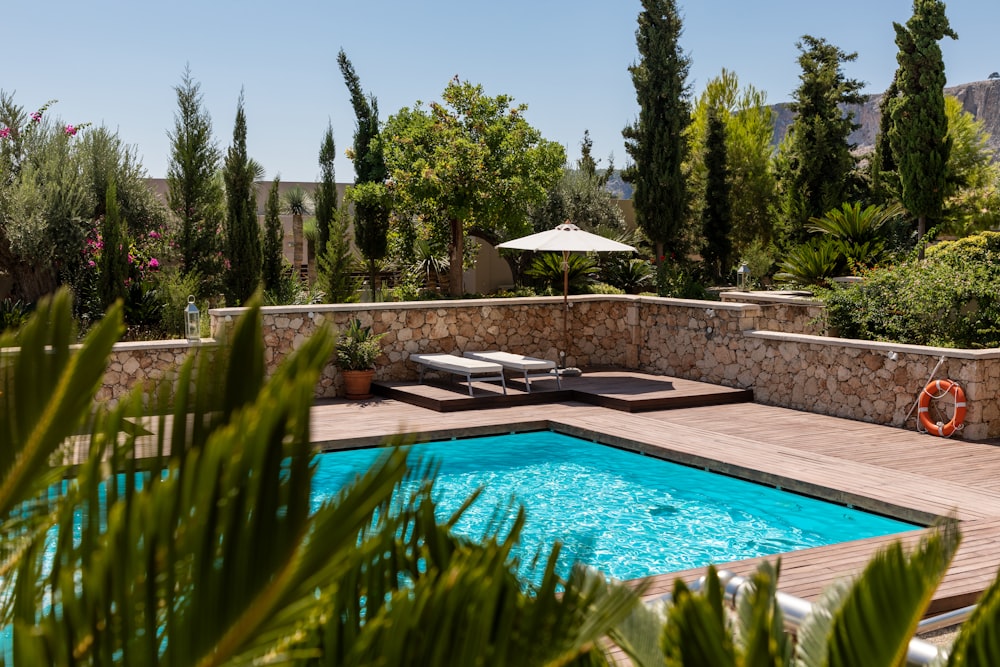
497 223 637 254
497 223 637 368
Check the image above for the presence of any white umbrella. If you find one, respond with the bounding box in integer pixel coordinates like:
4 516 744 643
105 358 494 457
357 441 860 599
497 223 636 367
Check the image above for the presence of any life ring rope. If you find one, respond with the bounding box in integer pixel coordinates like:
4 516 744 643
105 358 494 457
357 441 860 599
917 379 966 438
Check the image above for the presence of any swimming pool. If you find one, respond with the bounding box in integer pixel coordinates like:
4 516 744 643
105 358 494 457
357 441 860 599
312 431 917 582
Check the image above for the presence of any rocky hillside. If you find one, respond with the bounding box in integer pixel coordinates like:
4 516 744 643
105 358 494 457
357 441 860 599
771 77 1000 156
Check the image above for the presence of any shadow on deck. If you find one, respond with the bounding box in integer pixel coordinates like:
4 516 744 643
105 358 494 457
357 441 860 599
372 368 753 413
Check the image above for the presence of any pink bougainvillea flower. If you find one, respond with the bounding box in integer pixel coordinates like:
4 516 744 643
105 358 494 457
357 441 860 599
88 260 96 268
65 124 77 136
148 230 161 239
31 111 42 122
0 127 9 139
148 258 160 269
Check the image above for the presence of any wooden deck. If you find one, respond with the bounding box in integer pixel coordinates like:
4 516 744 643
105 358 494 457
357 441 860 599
372 368 753 413
310 392 1000 618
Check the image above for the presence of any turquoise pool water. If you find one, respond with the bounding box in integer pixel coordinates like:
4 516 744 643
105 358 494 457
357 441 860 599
312 431 917 582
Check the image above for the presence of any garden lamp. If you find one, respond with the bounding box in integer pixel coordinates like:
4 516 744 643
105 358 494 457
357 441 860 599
185 295 200 342
737 263 751 292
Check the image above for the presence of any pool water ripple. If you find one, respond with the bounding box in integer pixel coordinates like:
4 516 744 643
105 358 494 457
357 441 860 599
312 431 916 583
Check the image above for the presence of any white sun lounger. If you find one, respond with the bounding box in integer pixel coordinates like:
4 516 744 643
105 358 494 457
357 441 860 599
410 353 507 396
463 351 562 392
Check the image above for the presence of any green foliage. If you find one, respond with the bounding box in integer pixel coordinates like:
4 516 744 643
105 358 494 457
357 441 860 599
888 0 957 242
656 259 712 299
166 66 225 282
941 96 1000 236
775 240 841 287
700 109 733 282
154 269 205 337
318 198 359 303
97 181 128 310
314 123 337 258
823 231 1000 347
0 92 91 302
807 201 905 270
602 257 654 294
529 168 626 237
526 252 598 295
776 36 866 247
689 69 777 262
623 0 692 262
0 299 30 332
222 92 262 306
262 176 284 295
335 317 385 370
383 77 565 297
578 129 614 187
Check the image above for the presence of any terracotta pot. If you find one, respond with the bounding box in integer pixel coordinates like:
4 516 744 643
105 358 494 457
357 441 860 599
342 369 375 400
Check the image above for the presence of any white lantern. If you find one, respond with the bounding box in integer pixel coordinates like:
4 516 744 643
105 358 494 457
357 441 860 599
185 295 200 342
737 262 751 292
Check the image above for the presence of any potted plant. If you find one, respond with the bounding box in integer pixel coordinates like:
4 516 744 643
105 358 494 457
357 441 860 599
335 318 385 399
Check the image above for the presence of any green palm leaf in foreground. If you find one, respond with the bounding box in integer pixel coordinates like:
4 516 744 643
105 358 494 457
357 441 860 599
2 294 648 666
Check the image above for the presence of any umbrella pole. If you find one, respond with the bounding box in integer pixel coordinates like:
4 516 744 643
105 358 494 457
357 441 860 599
562 250 569 368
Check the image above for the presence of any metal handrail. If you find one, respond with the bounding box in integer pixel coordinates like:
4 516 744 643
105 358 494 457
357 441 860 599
653 570 947 666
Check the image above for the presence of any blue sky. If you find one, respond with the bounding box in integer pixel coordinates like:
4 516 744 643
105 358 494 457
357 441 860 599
3 1 996 182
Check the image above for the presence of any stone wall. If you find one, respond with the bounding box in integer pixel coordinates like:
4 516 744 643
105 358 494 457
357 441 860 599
90 294 1000 440
97 339 208 403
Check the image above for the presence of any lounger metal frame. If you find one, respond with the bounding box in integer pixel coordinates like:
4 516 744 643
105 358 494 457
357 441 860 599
411 354 507 397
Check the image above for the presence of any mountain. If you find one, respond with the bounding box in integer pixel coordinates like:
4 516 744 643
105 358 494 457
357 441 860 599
770 77 1000 156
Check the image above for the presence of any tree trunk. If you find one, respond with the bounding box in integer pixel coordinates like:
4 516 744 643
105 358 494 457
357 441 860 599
449 217 464 297
0 246 59 303
916 214 927 260
292 212 304 281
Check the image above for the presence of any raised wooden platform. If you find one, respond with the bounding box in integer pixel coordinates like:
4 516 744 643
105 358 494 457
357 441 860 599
372 368 753 413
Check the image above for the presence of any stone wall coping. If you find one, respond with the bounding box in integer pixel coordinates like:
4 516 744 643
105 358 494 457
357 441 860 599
107 338 217 353
719 290 823 306
209 294 762 318
746 329 1000 360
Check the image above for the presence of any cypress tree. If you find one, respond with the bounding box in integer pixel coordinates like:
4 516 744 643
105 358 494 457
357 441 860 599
700 109 732 282
871 74 901 206
318 199 358 303
888 0 957 249
777 36 865 246
314 123 337 259
98 180 129 311
222 92 261 306
166 65 224 279
338 49 389 299
262 176 283 295
622 0 691 265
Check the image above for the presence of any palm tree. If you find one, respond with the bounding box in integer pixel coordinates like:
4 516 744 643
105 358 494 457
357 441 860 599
0 290 650 666
282 185 312 281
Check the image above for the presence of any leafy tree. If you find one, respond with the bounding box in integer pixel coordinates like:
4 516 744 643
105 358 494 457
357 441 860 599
222 92 262 306
887 0 957 250
166 66 225 281
262 176 283 295
0 93 90 302
700 108 732 282
97 180 129 311
689 69 777 259
314 122 337 258
338 49 390 299
79 125 166 237
382 77 565 296
529 169 626 237
623 0 692 265
941 96 1000 235
776 36 865 247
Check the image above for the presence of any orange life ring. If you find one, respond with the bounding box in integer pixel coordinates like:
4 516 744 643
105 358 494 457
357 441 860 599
917 379 966 437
